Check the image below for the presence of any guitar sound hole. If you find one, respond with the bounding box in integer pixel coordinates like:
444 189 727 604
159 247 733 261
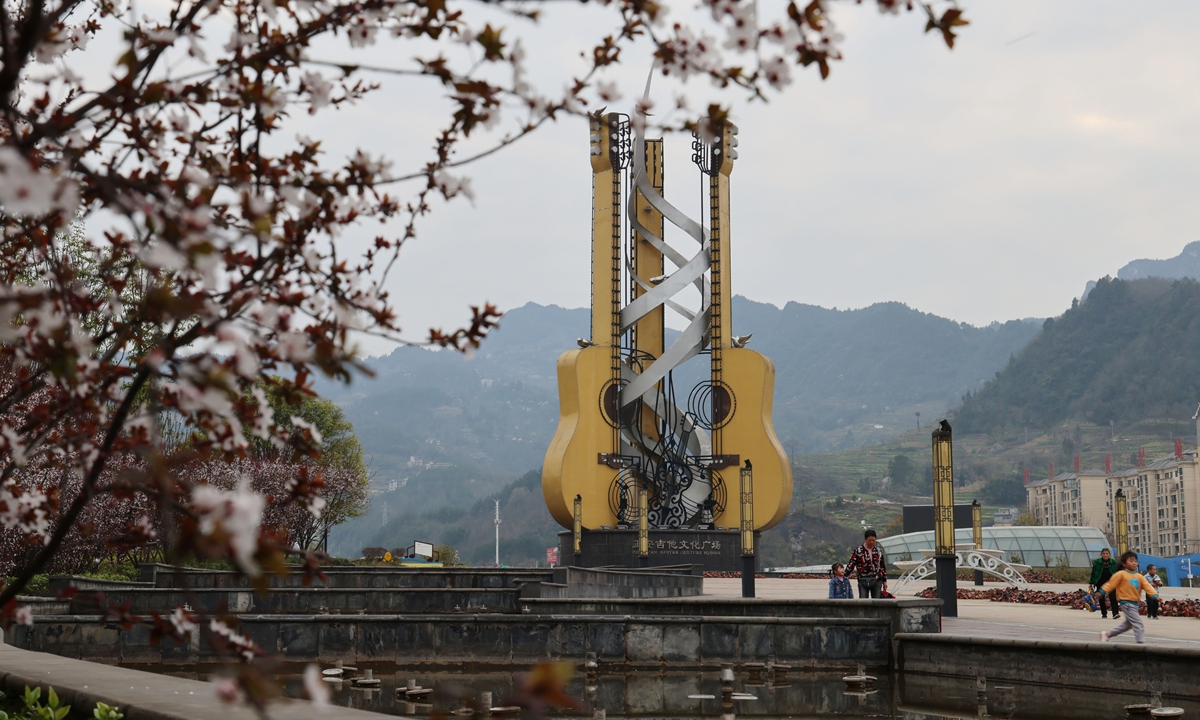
712 385 732 427
600 381 624 428
686 381 736 431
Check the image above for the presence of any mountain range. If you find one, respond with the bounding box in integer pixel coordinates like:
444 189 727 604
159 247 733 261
955 276 1200 434
317 297 1040 478
323 243 1200 563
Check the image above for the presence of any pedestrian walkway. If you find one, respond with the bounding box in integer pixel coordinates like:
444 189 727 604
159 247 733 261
703 578 1200 646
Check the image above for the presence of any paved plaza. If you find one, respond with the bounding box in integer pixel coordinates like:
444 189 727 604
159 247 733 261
703 578 1200 648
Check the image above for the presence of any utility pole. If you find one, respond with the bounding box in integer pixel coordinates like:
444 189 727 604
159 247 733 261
494 500 501 568
382 500 388 527
915 412 920 430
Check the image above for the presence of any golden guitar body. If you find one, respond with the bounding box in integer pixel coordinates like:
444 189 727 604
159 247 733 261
542 345 620 530
716 347 793 531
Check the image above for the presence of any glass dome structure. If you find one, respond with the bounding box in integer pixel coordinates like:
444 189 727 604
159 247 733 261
877 526 1111 568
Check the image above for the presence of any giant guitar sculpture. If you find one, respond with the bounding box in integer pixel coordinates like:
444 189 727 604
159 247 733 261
543 110 792 538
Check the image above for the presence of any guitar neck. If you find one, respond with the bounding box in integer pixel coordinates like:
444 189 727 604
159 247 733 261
610 127 622 384
709 171 724 385
706 120 736 385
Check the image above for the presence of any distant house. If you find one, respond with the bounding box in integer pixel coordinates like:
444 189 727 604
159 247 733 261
992 507 1019 526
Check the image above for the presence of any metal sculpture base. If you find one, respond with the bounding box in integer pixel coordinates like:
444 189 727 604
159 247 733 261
892 546 1033 596
557 529 758 572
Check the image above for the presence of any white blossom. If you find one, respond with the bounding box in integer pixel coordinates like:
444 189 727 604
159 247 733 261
291 417 323 445
0 147 57 216
596 80 622 103
191 477 265 576
346 17 378 47
761 56 792 90
432 170 475 202
304 664 331 706
14 605 33 626
170 606 196 636
302 72 333 111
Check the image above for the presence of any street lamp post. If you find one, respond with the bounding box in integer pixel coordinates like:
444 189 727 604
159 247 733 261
638 482 650 568
573 494 583 566
932 420 957 617
740 460 756 599
494 499 501 568
1114 489 1128 556
971 499 983 587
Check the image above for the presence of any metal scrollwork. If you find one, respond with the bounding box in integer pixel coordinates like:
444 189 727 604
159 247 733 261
890 549 1033 595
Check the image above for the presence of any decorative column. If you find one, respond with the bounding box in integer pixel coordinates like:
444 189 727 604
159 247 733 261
971 499 983 587
1114 489 1128 555
638 482 650 567
932 420 958 617
740 460 756 599
573 494 583 566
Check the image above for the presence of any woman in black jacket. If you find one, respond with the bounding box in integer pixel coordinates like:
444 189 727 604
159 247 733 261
1090 548 1120 619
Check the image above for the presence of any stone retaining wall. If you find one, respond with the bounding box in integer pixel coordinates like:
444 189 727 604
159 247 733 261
64 587 521 615
529 598 941 635
895 633 1200 700
897 668 1200 718
129 565 554 590
11 614 893 669
548 567 703 598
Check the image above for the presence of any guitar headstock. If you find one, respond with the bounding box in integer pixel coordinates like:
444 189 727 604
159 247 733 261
692 118 740 177
589 112 626 173
714 120 739 177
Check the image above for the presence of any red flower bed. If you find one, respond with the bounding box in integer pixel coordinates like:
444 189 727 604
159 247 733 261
916 586 1200 618
704 571 767 578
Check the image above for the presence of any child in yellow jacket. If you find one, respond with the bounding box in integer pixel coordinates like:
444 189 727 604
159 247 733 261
1097 551 1159 644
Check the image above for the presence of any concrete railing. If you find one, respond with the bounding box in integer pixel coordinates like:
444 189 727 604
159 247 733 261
0 644 376 720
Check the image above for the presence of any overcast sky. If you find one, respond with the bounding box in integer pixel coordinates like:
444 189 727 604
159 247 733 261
89 1 1200 357
349 1 1200 357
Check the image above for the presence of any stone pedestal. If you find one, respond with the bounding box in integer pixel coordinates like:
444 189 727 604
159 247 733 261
557 528 758 572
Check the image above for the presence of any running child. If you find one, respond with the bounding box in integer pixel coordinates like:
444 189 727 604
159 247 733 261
1097 551 1159 644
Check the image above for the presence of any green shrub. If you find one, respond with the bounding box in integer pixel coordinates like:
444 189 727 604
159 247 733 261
0 686 122 720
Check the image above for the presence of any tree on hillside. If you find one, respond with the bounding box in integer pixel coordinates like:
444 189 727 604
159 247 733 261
1 0 969 704
981 473 1025 506
887 454 916 492
248 379 370 549
955 278 1200 434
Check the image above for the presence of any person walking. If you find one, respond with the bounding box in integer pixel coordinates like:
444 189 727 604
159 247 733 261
847 529 888 599
829 563 854 599
1144 564 1163 619
1090 548 1121 619
1098 551 1159 644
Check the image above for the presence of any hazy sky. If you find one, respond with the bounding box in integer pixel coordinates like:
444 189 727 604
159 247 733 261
86 1 1200 356
349 1 1200 357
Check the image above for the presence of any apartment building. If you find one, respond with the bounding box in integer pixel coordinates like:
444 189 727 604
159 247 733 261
1104 454 1200 557
1027 469 1110 528
1026 450 1200 557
